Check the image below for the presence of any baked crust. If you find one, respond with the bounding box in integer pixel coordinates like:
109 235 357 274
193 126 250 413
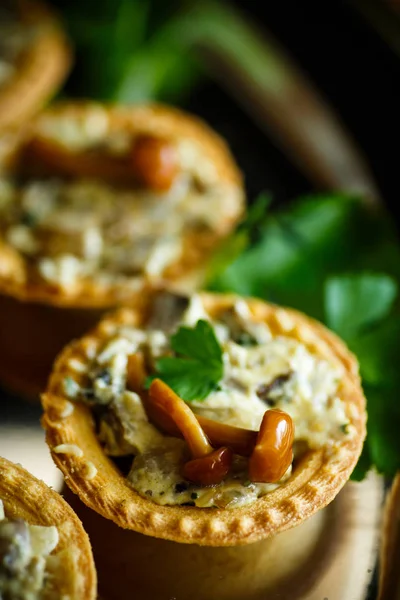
0 102 244 308
42 291 366 546
0 456 97 599
0 291 107 398
0 0 71 132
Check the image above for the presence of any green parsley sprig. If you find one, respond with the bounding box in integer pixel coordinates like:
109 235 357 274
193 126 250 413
146 319 223 401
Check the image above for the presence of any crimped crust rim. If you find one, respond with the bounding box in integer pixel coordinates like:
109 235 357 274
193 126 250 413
0 0 71 130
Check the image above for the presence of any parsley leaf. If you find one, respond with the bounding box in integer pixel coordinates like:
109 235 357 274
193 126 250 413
209 194 400 320
364 385 400 477
209 194 368 319
52 0 202 102
147 320 223 401
324 275 400 478
350 316 400 388
325 274 398 340
204 192 272 285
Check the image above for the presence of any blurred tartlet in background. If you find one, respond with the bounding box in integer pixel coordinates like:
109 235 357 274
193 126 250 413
0 456 97 599
0 0 71 169
0 101 244 398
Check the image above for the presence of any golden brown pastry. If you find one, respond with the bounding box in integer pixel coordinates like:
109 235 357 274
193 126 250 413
0 0 70 134
42 290 366 546
0 456 97 599
0 102 244 397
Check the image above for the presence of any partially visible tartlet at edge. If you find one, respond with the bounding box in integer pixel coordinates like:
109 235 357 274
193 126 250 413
41 291 366 546
0 456 97 599
0 0 71 134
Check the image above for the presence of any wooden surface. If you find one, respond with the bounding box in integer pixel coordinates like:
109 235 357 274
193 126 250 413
0 424 63 490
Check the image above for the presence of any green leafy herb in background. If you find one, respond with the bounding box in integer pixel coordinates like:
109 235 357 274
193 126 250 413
208 194 400 480
50 0 203 102
324 274 399 479
325 274 397 341
204 192 272 284
50 0 289 105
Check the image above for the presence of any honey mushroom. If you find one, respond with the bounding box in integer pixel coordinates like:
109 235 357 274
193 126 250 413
30 131 179 192
149 379 234 486
149 378 214 459
249 409 295 483
130 135 178 191
127 354 295 485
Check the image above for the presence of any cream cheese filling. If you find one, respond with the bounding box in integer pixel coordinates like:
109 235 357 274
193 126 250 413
0 499 61 600
0 170 236 289
63 294 352 509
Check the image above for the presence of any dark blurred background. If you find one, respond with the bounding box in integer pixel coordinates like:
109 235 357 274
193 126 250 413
254 1 400 209
187 0 400 209
220 0 399 203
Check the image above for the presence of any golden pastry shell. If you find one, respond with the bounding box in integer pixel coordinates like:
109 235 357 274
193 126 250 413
42 292 367 546
0 456 97 599
0 0 71 132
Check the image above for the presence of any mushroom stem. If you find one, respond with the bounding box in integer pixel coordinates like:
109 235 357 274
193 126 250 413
127 354 258 456
127 353 147 393
149 379 213 458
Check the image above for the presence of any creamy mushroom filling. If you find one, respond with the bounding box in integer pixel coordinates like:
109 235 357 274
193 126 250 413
62 293 352 509
0 140 238 290
0 499 61 600
0 3 34 89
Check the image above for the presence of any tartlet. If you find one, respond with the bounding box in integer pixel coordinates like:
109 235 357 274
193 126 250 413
0 0 70 134
42 290 366 546
0 456 96 599
0 102 244 397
